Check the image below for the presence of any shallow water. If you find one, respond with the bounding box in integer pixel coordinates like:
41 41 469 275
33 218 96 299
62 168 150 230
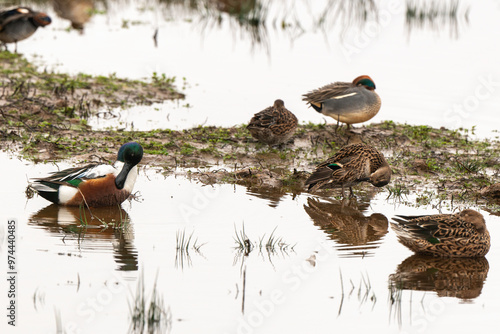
0 152 499 333
9 0 500 136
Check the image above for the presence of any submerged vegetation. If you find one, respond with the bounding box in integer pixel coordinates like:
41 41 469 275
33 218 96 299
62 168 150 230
129 272 171 334
233 224 294 259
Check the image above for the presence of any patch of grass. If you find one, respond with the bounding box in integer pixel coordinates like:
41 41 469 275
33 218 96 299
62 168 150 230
234 224 253 256
402 124 433 142
180 143 196 155
175 229 205 269
258 227 295 254
386 182 410 201
151 72 176 90
234 225 294 259
454 159 483 173
128 272 171 334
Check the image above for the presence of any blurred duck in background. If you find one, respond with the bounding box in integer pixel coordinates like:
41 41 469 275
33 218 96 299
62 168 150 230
52 0 94 31
0 6 51 52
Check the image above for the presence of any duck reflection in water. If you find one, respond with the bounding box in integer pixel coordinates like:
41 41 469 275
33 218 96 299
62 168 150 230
246 185 287 208
304 197 388 258
29 204 138 271
389 255 489 300
211 0 257 15
52 0 94 31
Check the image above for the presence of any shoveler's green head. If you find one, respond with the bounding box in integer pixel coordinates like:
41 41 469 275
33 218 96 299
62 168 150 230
115 142 143 190
117 142 143 165
353 75 376 91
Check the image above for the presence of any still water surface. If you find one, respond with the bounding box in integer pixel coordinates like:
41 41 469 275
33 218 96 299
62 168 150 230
0 151 499 333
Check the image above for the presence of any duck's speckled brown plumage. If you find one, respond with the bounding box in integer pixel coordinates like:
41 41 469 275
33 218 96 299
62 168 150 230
305 143 391 196
247 99 298 145
302 75 381 126
391 209 490 257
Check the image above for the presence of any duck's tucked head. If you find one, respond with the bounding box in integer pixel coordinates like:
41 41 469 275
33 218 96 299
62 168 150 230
117 142 144 166
33 12 52 27
458 209 487 233
369 165 391 187
273 99 285 108
353 75 376 91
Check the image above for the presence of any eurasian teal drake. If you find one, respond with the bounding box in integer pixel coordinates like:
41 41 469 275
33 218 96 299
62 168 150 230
247 99 298 146
391 209 490 257
302 75 381 127
30 142 143 207
305 143 391 197
0 6 51 52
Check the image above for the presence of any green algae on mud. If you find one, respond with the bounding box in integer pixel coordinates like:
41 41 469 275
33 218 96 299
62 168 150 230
0 50 184 156
2 52 500 207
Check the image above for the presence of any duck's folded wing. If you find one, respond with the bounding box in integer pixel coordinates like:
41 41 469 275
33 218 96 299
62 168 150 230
31 163 114 190
392 216 441 240
302 82 354 103
248 107 275 128
0 7 32 28
320 90 370 115
305 163 344 189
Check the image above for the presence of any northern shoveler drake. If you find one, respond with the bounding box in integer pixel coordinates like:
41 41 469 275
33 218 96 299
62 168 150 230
302 75 381 128
247 99 298 146
305 143 391 197
0 6 51 52
30 142 143 207
391 209 491 257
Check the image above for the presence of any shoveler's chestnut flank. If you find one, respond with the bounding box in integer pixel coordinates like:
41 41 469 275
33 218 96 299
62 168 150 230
391 209 490 257
247 99 298 146
302 75 381 127
305 143 392 197
0 6 51 52
31 142 143 207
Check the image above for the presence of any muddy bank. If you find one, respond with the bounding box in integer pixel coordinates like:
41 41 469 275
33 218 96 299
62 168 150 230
1 52 500 207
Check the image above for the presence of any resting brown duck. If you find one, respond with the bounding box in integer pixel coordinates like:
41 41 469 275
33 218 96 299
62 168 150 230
305 143 391 197
247 99 298 146
391 209 490 257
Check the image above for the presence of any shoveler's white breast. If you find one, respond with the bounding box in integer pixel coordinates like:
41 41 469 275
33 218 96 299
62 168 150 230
113 161 138 193
124 166 138 193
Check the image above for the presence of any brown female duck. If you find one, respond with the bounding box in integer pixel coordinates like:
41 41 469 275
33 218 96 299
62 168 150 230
247 99 298 146
391 209 490 257
305 143 391 197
